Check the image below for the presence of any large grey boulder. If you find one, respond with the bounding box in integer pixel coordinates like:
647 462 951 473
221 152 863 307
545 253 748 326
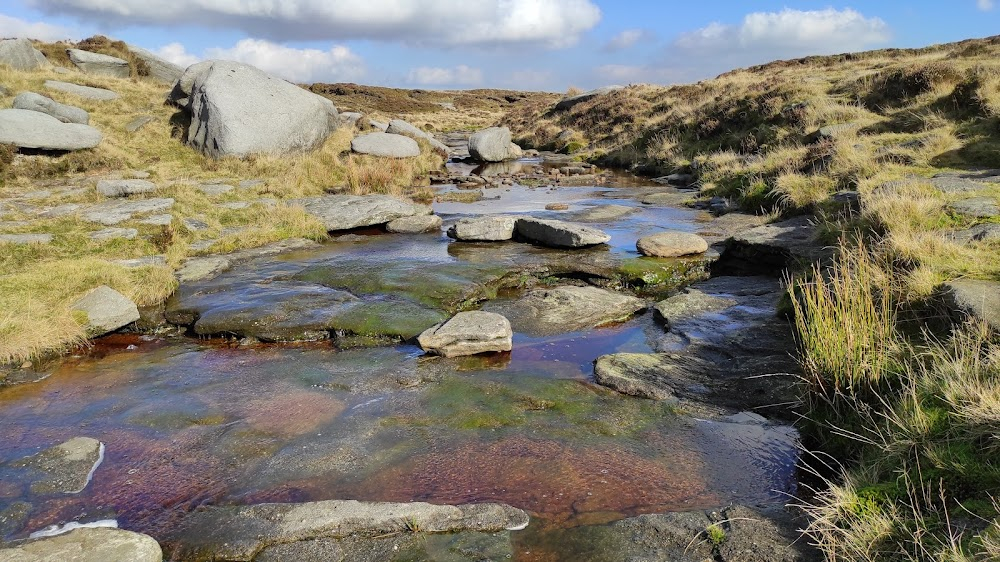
171 60 333 158
447 215 518 241
386 119 450 155
294 195 428 231
44 80 119 101
7 437 104 495
12 92 89 124
96 179 155 197
553 85 624 111
636 231 709 257
0 38 48 71
469 126 522 162
67 49 130 78
515 217 611 248
417 311 513 357
70 285 140 336
487 285 645 336
940 279 1000 331
126 44 183 83
168 500 529 561
0 109 102 151
350 132 420 158
0 528 162 562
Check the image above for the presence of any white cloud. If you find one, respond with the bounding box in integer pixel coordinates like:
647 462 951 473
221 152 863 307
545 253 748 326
155 42 200 69
603 29 653 52
29 0 602 48
593 64 681 85
978 0 995 11
0 14 77 41
204 39 365 83
407 65 483 86
675 8 890 58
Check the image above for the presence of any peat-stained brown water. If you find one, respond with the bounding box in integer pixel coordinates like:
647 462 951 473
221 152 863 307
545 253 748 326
0 180 799 556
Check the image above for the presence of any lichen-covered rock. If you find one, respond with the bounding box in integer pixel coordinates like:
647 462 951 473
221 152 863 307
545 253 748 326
636 231 709 257
43 80 119 101
96 179 156 198
126 44 184 83
487 285 645 336
386 214 443 233
386 119 450 155
417 311 513 357
0 38 48 71
8 437 104 495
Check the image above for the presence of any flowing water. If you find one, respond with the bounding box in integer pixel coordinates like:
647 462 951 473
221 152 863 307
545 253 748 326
0 171 799 558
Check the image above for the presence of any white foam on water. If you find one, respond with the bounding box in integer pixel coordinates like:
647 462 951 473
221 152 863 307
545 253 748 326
28 519 118 539
70 441 105 494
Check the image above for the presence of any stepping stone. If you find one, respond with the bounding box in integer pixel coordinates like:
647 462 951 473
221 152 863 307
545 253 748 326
949 197 1000 219
43 80 120 101
0 233 52 245
515 217 610 248
486 285 645 336
417 311 513 357
96 179 156 198
70 285 140 336
569 204 636 222
636 231 709 257
447 215 518 241
594 353 683 401
90 227 137 241
386 215 442 233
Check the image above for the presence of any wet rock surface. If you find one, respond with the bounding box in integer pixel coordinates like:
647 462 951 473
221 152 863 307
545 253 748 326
418 311 513 357
4 437 103 495
637 231 709 257
0 527 162 562
166 500 529 561
447 215 518 241
486 285 645 336
515 217 611 248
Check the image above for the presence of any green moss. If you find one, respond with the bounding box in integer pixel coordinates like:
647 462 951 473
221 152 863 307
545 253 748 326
615 257 711 296
333 299 447 340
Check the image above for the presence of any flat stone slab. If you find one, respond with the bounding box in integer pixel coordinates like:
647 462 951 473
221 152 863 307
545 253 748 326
0 527 161 562
7 437 104 495
637 231 709 257
654 290 738 329
96 179 156 198
940 279 1000 331
951 223 1000 244
568 204 637 222
931 175 990 194
82 198 175 225
13 92 89 125
0 109 102 151
447 215 518 241
515 217 611 248
594 353 687 400
949 197 999 219
43 80 119 101
486 285 645 336
90 227 137 241
293 195 427 231
70 285 140 336
198 183 234 196
417 311 513 357
168 500 529 562
386 214 442 233
0 234 52 245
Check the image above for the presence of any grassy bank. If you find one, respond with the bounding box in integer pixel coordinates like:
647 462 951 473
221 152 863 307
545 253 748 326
505 35 1000 560
0 42 445 364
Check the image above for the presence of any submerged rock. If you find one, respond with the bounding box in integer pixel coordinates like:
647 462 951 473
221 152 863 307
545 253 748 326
0 527 161 562
515 217 610 248
594 353 709 401
70 286 140 337
167 499 529 561
488 285 645 336
636 231 709 257
418 311 513 357
8 437 104 495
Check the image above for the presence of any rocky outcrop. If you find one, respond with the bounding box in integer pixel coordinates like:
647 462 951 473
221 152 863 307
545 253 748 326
169 61 333 158
515 217 610 248
469 127 522 162
126 44 184 83
293 195 430 231
0 528 162 562
66 49 130 78
636 231 709 257
487 285 646 336
0 109 102 151
12 92 89 125
553 85 624 111
43 80 119 101
96 179 155 198
447 215 518 241
350 132 420 158
0 38 48 71
386 119 450 155
70 285 140 336
7 437 104 495
167 500 529 561
940 279 1000 331
417 311 513 357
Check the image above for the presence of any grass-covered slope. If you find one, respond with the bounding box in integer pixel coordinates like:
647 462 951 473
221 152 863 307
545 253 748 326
506 35 1000 560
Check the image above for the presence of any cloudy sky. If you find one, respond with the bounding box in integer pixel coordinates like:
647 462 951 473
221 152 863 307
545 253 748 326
1 1 998 90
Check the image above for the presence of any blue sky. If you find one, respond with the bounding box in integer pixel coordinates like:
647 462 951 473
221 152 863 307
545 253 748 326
1 1 998 90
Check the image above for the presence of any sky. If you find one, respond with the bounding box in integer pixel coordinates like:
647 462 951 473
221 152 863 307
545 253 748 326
1 1 998 91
